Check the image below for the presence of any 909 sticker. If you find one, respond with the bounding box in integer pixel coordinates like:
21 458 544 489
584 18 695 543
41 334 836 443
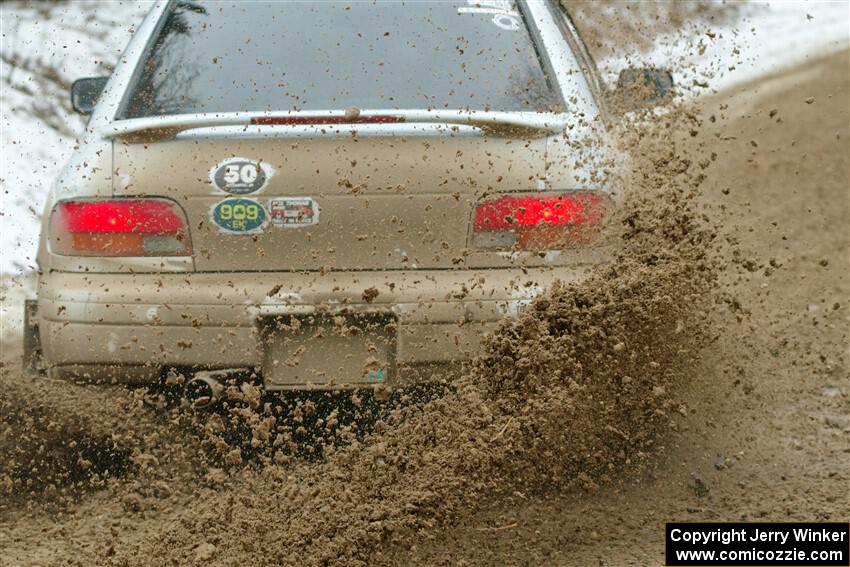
210 157 273 195
211 198 268 234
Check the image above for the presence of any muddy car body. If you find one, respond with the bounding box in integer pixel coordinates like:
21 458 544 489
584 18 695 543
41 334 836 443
28 0 641 393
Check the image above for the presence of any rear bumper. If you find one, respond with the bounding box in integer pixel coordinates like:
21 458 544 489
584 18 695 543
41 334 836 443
37 267 591 385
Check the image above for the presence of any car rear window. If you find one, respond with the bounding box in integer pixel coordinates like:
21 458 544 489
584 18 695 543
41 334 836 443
119 0 562 118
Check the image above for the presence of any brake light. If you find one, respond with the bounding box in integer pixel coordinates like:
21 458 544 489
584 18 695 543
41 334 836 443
251 115 405 125
472 193 610 250
49 199 191 256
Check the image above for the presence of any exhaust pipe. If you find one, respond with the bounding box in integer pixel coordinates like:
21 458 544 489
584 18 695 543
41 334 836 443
183 370 227 409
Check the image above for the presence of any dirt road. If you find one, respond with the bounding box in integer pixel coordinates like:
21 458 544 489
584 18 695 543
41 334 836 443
0 49 847 567
398 49 850 565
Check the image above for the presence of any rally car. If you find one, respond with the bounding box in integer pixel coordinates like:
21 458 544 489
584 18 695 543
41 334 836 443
25 0 671 404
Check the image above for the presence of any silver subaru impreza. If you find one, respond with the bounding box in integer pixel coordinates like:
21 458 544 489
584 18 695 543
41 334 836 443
25 0 671 404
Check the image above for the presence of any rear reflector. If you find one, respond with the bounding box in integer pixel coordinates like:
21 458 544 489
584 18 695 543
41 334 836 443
251 115 405 125
472 192 610 250
49 199 191 256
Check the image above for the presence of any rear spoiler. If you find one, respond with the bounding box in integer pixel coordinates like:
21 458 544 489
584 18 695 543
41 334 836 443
101 110 570 141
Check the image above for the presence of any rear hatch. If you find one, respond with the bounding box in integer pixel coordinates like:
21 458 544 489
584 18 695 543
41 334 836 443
108 0 595 272
112 128 548 271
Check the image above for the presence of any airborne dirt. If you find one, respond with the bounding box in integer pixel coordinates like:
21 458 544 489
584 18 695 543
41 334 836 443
1 30 849 567
405 49 850 566
1 112 717 564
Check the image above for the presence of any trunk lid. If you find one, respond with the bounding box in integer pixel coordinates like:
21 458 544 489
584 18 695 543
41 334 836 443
112 126 548 272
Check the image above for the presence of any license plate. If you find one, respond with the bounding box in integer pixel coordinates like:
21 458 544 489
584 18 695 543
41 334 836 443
261 312 396 389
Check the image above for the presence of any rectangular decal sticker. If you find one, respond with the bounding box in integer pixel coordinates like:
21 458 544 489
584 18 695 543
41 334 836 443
269 198 319 228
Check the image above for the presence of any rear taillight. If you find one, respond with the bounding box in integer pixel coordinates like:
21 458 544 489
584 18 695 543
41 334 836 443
472 192 610 251
49 199 191 256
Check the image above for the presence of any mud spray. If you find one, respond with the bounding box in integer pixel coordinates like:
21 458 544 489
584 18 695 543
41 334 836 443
0 95 725 566
165 117 718 566
0 6 737 562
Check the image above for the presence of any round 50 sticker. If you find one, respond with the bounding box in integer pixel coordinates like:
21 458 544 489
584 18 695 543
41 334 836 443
211 198 267 234
209 157 273 194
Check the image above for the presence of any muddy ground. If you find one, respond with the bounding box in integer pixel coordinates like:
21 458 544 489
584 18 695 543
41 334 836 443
0 45 847 567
